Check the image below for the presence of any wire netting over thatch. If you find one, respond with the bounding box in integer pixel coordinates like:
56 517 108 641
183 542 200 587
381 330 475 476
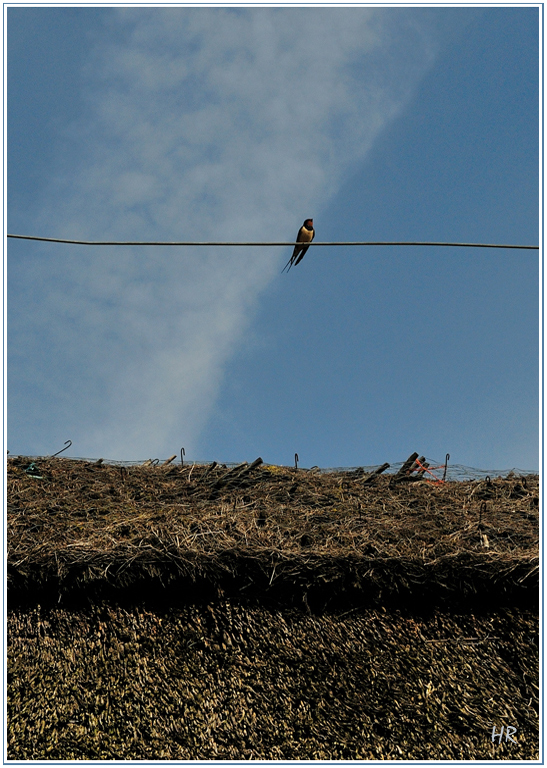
9 452 539 480
7 455 539 609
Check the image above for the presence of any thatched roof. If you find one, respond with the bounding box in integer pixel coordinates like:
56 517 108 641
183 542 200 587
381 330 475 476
8 456 538 608
7 456 539 759
8 602 539 759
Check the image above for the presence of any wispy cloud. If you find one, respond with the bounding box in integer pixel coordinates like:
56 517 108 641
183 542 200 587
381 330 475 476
11 8 441 459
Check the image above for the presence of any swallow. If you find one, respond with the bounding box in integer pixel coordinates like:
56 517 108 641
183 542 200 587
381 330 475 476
282 218 314 272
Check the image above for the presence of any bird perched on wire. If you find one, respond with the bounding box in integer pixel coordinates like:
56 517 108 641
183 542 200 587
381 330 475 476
282 218 314 272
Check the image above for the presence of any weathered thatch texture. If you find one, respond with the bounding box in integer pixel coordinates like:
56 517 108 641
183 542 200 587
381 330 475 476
8 603 538 760
7 457 539 606
7 457 539 759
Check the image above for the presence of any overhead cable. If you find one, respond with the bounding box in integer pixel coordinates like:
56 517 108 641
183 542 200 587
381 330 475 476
7 234 539 249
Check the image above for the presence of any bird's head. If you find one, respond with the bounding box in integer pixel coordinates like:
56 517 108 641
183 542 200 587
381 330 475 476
304 218 313 229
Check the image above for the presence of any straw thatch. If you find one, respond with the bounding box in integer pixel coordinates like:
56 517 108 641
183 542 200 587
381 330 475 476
7 456 539 607
7 456 539 759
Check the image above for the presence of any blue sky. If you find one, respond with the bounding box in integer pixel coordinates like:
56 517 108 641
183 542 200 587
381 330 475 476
7 6 540 471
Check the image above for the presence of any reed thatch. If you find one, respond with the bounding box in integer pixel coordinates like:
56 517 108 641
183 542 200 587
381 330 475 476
7 603 538 759
7 456 539 759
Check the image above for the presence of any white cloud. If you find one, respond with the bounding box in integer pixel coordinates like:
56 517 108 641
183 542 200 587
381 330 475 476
13 8 441 459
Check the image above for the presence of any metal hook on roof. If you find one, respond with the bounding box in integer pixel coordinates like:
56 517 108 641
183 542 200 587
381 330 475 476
294 453 299 470
151 458 159 466
51 440 72 457
443 453 450 482
181 447 185 467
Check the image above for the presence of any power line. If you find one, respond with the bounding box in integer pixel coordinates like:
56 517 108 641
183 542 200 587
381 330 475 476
6 233 539 249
